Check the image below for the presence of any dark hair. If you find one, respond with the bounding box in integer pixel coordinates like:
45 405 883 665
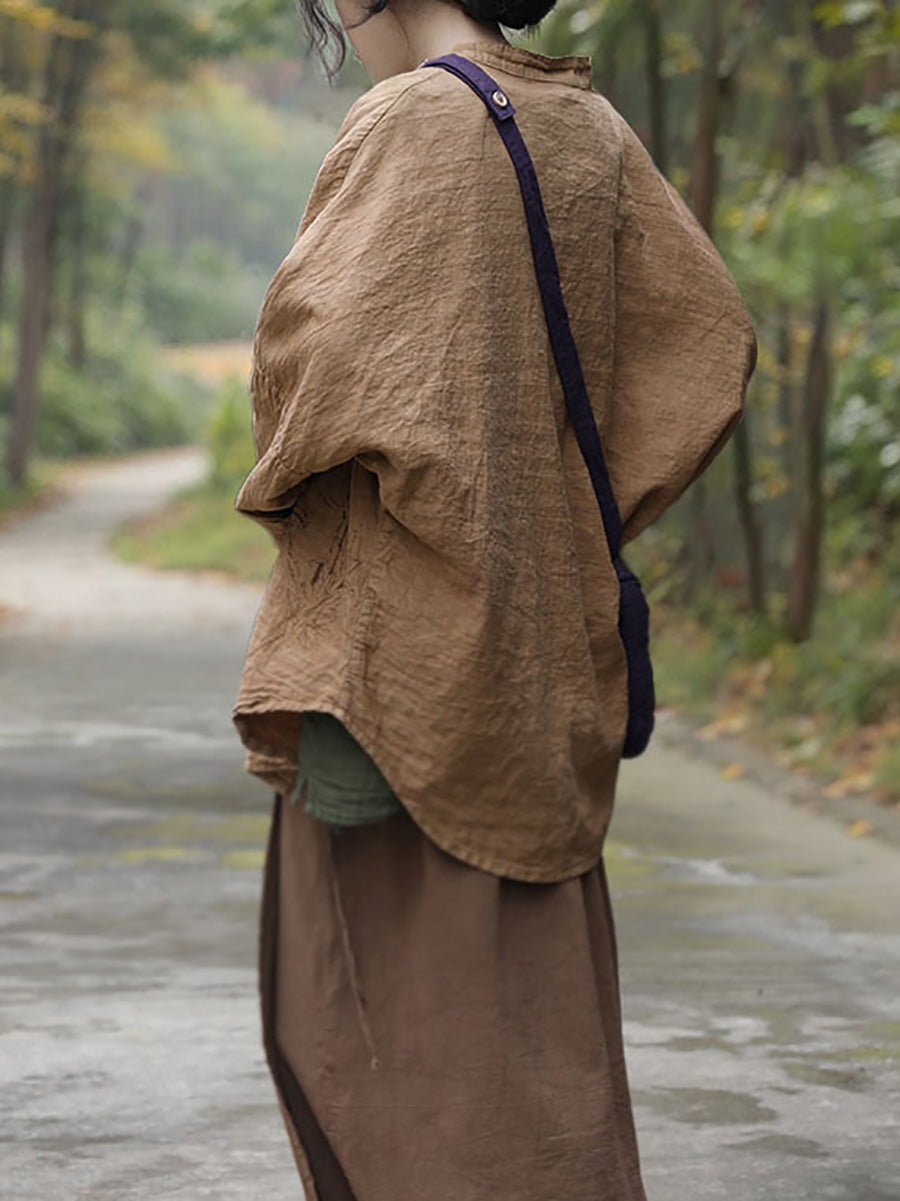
296 0 557 84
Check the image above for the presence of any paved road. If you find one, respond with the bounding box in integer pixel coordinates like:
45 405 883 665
1 448 898 1200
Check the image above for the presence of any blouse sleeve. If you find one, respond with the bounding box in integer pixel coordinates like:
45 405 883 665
603 111 758 548
232 80 454 537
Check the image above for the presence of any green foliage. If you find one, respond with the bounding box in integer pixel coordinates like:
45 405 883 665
127 79 341 342
206 371 256 493
151 84 341 271
0 456 61 522
109 0 221 78
716 84 900 526
874 738 900 802
782 586 900 725
23 335 203 459
815 0 900 39
653 568 900 727
722 164 890 307
206 0 307 57
137 240 269 344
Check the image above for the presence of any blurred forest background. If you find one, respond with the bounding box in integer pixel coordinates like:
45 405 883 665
1 0 898 810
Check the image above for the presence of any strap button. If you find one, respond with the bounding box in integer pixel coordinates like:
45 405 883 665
491 89 509 108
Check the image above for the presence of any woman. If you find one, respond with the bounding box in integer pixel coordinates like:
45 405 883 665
231 0 758 1197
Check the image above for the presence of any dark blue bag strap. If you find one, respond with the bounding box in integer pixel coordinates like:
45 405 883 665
421 52 625 563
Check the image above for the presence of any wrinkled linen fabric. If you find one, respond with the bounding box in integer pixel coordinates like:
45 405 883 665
232 39 758 883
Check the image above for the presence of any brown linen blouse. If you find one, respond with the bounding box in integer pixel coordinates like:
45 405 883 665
231 39 758 883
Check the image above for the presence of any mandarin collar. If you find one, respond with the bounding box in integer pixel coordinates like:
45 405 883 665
437 39 593 90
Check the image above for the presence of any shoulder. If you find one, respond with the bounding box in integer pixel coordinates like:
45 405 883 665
334 65 491 158
333 68 632 171
297 67 488 218
292 67 479 240
298 70 627 238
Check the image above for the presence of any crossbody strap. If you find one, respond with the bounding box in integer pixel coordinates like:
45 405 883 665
420 52 625 563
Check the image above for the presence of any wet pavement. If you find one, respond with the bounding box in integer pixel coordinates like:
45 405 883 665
1 447 898 1199
613 738 900 1200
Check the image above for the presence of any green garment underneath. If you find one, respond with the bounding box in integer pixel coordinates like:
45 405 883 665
288 710 405 830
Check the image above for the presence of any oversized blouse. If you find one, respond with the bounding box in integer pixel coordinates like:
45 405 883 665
231 38 758 883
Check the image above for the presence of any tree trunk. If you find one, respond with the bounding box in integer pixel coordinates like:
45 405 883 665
774 307 794 594
5 3 101 488
598 30 618 107
686 479 717 596
113 187 148 309
64 156 88 369
785 296 830 643
681 0 719 603
689 0 725 228
0 16 27 347
733 419 767 616
684 0 765 607
642 0 667 174
0 178 16 358
808 1 865 163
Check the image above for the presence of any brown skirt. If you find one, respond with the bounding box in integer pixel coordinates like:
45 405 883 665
259 789 648 1201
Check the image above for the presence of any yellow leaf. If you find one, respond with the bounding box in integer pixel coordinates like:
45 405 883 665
0 0 92 38
846 819 873 839
874 356 894 379
824 770 875 798
698 713 748 740
721 762 747 781
766 476 790 499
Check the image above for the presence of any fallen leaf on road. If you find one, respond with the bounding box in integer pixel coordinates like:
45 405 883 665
698 713 749 740
824 770 876 798
721 762 747 781
846 819 873 838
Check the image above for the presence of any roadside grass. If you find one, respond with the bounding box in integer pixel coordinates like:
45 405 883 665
109 477 276 584
647 568 900 810
110 364 274 583
0 457 71 529
874 741 900 806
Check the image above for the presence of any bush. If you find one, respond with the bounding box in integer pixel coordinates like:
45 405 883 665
0 318 208 465
35 342 202 458
138 240 268 345
206 371 256 493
